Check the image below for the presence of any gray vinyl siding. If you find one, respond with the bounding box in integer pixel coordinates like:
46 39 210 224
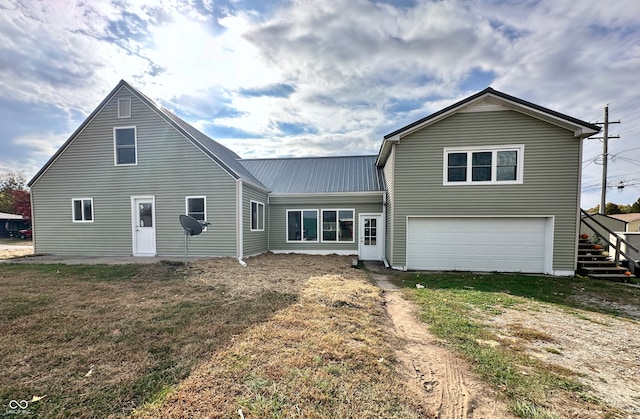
268 194 383 252
31 86 237 256
243 183 269 257
383 146 396 264
390 110 581 271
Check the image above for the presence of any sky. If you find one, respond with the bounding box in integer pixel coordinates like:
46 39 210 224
0 0 639 209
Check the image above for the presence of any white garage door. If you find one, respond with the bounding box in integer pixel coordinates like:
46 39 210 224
406 217 551 273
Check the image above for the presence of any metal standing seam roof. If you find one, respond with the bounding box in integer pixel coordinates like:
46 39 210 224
239 155 386 194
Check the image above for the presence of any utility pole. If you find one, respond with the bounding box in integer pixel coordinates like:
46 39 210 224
593 106 620 214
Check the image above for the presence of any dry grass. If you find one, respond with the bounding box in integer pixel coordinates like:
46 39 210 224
135 273 429 418
0 257 301 417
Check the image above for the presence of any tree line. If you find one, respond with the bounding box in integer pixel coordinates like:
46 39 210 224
586 199 640 215
0 171 31 220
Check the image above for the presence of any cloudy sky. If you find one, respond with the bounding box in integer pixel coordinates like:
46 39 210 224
1 0 639 208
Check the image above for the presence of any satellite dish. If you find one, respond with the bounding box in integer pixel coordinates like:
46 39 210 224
179 215 203 236
179 215 210 268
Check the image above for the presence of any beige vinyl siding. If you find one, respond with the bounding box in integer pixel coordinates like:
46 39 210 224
580 214 626 241
268 194 383 252
31 86 237 256
383 145 396 264
391 110 581 271
243 184 269 257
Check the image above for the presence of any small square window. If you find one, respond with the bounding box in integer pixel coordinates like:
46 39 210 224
72 198 93 222
186 196 207 231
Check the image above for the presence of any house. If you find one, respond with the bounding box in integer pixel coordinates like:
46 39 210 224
0 212 28 237
28 81 600 275
608 213 640 232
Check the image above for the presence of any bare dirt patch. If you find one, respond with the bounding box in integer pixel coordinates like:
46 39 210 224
489 302 640 417
384 292 515 419
0 244 32 259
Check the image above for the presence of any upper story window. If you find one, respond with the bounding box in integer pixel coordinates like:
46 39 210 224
286 209 318 242
186 196 207 231
114 127 137 166
251 201 265 231
444 145 524 185
72 198 93 222
322 209 354 242
118 99 131 118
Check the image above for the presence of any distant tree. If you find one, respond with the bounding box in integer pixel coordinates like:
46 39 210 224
631 198 640 213
0 172 30 219
605 202 622 215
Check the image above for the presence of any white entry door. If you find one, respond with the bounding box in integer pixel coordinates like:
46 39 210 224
359 214 383 260
132 197 156 256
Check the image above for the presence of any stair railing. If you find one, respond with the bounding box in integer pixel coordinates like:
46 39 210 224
580 209 640 269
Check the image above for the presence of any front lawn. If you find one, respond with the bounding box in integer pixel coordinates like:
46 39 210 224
0 261 295 417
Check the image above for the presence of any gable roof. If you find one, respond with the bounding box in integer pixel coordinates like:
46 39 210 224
239 155 385 194
376 87 601 166
29 80 267 191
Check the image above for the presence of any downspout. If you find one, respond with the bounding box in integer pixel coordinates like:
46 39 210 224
382 192 390 268
236 179 246 266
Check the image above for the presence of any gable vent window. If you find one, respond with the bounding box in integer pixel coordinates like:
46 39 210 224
118 99 131 118
444 145 524 185
114 127 137 165
72 198 93 222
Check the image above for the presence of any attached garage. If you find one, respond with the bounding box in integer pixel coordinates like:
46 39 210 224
406 216 554 274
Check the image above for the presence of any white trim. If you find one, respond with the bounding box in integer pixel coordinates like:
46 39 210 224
237 180 243 259
113 126 138 166
269 191 385 198
320 208 355 243
131 195 156 256
443 144 524 185
118 98 131 118
271 249 356 256
185 196 207 232
250 200 265 231
71 197 94 223
285 209 320 243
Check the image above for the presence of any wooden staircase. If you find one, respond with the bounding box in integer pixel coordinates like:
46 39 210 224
577 237 635 282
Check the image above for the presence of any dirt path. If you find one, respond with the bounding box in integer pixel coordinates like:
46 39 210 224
384 291 515 418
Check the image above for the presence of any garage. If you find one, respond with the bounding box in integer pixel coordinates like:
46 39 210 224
406 217 553 273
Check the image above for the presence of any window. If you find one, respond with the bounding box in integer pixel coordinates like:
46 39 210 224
322 209 354 242
444 145 524 185
251 201 264 231
114 127 137 165
118 99 131 118
186 196 206 230
72 198 93 222
286 210 318 242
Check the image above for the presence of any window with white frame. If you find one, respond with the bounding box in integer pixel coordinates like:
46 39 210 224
444 145 524 185
118 98 131 118
286 209 318 242
186 196 207 231
251 201 264 231
114 127 137 165
322 209 354 242
72 198 93 222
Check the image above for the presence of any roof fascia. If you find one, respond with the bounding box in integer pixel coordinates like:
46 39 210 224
376 88 601 166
